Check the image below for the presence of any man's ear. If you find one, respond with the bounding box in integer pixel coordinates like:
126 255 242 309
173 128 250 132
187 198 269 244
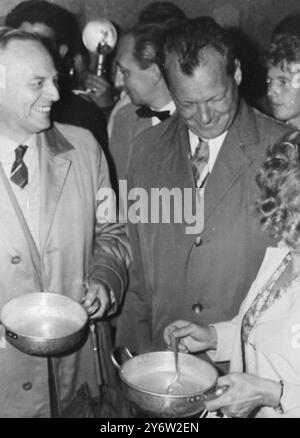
149 63 163 84
233 59 242 86
58 44 69 59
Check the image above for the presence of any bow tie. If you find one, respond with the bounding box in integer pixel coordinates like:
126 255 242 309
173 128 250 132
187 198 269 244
136 106 171 121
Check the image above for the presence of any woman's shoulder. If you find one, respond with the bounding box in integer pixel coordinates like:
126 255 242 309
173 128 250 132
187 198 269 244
253 244 289 285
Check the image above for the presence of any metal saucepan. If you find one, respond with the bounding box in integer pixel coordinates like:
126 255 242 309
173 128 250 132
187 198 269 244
111 347 220 418
0 292 89 356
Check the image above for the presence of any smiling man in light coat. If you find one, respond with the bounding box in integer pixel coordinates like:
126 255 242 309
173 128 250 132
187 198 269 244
0 28 131 418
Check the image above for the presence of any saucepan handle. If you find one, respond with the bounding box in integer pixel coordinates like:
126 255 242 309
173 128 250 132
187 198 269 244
6 330 19 340
110 346 133 370
203 384 229 402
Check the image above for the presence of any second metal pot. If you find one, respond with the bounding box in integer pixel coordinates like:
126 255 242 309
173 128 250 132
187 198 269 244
111 347 219 418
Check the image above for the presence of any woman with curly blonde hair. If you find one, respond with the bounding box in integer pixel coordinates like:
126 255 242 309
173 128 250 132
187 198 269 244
164 131 300 418
257 133 300 247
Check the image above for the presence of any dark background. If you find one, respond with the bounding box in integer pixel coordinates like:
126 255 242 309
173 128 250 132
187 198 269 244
1 0 300 103
0 0 299 49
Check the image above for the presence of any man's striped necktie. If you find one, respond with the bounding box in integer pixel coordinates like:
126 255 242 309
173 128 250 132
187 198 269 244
10 145 28 189
191 139 209 188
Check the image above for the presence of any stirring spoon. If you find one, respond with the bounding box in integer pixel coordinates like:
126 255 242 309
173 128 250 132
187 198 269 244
167 333 181 393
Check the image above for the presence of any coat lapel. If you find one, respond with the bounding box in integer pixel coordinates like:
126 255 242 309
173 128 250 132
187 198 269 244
39 127 73 254
0 164 30 249
162 102 260 224
0 164 43 286
204 100 259 221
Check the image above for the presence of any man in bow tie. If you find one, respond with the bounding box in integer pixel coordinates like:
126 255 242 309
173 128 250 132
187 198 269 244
109 20 180 184
116 17 291 369
0 28 131 417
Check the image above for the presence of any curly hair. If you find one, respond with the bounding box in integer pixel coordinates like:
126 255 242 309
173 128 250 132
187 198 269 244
265 32 300 69
256 131 300 247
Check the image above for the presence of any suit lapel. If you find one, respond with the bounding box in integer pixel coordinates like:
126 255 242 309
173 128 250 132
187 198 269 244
39 127 73 254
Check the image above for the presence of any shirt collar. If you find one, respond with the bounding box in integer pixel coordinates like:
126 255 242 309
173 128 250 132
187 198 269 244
0 134 37 162
188 130 228 148
188 130 228 172
151 100 176 115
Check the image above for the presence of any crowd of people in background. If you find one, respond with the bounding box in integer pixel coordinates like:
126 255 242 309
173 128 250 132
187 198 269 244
0 0 300 419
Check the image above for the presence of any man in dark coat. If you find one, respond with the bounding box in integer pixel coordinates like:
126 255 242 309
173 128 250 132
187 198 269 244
116 18 291 363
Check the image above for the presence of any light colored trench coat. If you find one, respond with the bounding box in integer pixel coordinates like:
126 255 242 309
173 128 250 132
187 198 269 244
0 123 130 417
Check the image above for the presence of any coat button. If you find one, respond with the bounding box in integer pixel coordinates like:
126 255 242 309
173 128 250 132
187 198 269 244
22 382 32 391
192 301 203 314
193 236 203 247
11 256 21 264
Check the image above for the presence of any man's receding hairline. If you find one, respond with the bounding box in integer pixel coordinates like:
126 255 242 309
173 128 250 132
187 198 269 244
165 46 231 76
0 37 48 54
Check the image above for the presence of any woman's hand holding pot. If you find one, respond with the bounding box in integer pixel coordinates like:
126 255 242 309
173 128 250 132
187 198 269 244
163 320 218 353
204 372 282 418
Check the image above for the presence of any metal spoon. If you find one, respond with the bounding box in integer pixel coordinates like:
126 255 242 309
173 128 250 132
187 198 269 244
167 333 181 393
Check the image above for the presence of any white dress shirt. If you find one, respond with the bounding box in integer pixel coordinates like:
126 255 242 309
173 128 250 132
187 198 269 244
189 130 228 187
0 134 40 248
151 100 176 126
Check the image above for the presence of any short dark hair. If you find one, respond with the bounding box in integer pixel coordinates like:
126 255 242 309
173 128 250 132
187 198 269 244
5 0 80 55
266 32 300 69
0 26 46 51
138 1 186 24
256 131 300 246
124 20 181 70
163 16 236 76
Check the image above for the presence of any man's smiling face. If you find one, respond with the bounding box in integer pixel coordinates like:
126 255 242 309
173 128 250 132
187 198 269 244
165 47 241 139
0 39 60 141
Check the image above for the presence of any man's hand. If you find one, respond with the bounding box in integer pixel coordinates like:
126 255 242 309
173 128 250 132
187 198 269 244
81 280 112 319
163 320 217 353
204 373 281 418
84 74 114 108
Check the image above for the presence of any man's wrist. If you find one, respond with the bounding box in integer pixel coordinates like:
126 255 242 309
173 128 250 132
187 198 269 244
96 280 117 314
208 325 218 350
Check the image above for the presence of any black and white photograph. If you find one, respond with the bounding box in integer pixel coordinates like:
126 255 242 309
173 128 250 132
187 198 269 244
0 0 299 421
